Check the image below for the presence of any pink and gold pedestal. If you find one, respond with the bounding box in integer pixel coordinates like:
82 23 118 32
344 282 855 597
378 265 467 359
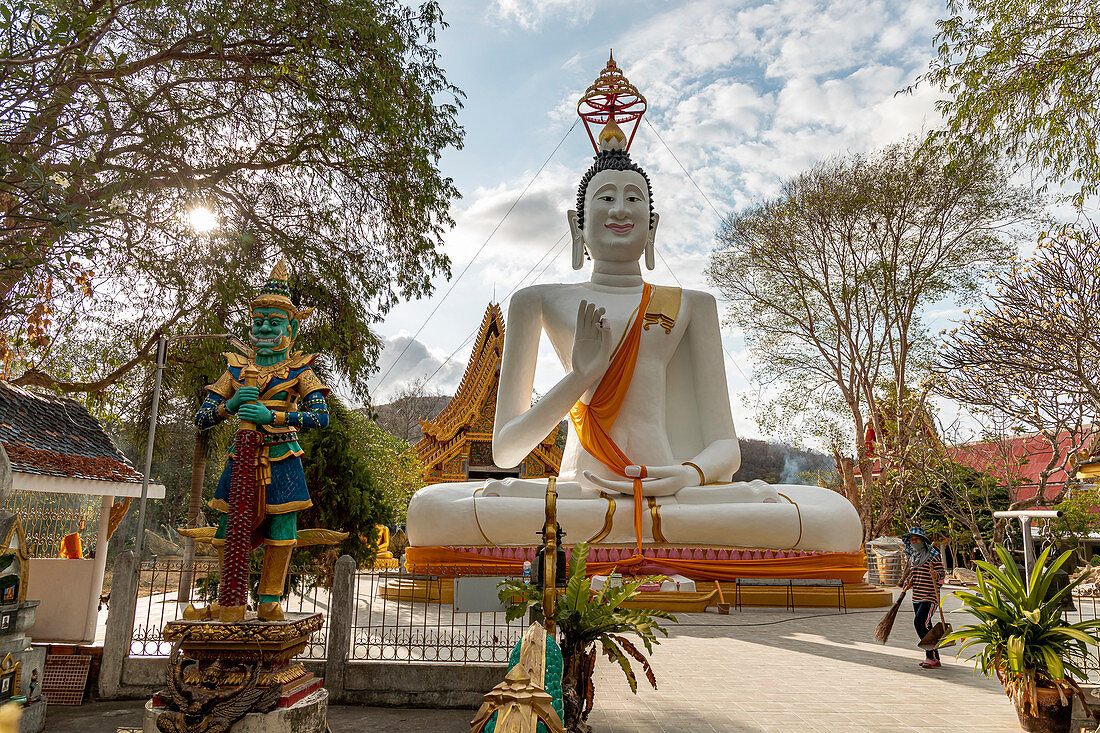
397 545 892 610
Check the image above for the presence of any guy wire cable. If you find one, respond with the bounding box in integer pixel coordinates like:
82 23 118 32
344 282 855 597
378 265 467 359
417 231 570 393
373 119 580 392
642 118 752 385
644 117 724 220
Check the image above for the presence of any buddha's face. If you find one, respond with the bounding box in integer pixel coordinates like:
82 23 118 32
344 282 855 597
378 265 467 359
576 169 654 264
250 307 297 359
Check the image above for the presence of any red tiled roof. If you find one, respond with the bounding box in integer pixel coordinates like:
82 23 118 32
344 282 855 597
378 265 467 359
856 430 1084 503
0 381 144 483
945 432 1078 503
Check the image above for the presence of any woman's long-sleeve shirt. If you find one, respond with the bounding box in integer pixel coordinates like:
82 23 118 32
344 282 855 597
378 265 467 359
907 555 945 603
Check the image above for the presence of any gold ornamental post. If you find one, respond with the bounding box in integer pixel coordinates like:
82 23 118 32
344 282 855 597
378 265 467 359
542 477 557 634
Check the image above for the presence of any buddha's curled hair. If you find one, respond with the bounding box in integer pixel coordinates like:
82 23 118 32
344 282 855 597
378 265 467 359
575 149 655 231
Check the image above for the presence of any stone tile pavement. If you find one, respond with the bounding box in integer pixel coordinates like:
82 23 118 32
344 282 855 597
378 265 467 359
49 593 1022 732
583 594 1019 732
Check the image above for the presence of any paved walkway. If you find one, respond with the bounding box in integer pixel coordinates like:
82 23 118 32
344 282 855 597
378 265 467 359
582 595 1017 732
50 594 1020 732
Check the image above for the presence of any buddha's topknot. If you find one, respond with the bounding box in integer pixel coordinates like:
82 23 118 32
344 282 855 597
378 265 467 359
575 149 655 231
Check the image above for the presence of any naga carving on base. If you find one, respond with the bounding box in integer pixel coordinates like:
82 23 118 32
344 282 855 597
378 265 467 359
155 635 282 733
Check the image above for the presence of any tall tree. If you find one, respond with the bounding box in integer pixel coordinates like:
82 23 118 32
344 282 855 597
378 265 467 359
707 138 1042 541
353 419 424 525
920 0 1100 204
371 378 448 444
1 0 464 393
299 396 393 567
935 222 1100 508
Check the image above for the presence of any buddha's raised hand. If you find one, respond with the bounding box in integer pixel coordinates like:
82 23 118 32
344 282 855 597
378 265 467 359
570 299 611 387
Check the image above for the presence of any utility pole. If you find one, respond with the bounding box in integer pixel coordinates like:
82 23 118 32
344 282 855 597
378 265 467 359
993 509 1063 590
133 333 251 558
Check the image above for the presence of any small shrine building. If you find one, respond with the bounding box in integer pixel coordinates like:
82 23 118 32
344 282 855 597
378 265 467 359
1074 428 1100 485
416 304 563 484
0 381 165 643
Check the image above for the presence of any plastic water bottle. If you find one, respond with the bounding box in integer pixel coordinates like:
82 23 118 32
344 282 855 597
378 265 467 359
523 561 532 585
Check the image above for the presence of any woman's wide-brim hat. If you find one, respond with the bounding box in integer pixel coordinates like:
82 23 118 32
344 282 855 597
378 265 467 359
251 258 313 322
903 527 930 544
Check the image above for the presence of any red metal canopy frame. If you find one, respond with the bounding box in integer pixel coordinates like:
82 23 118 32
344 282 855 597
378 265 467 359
577 52 648 153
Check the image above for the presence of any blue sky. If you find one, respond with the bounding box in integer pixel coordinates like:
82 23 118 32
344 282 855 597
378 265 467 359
366 0 950 441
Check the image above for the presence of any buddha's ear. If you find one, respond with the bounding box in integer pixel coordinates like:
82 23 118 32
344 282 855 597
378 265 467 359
567 210 584 270
645 212 660 271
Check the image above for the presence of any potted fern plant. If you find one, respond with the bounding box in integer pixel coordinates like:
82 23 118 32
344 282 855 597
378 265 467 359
942 543 1100 733
498 542 676 733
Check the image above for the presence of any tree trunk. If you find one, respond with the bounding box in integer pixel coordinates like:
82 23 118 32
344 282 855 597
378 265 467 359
560 640 596 733
856 456 877 543
972 530 992 564
177 430 210 605
834 453 859 509
187 430 209 526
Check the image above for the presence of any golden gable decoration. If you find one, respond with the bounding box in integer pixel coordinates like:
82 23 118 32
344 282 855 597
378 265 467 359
416 304 562 485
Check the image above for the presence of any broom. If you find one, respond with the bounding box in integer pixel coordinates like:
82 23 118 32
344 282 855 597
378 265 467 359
874 589 907 644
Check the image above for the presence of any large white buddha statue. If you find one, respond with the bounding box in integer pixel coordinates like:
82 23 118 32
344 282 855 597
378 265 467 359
406 126 862 557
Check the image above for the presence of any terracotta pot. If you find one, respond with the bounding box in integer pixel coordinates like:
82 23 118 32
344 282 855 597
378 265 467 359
1015 685 1072 733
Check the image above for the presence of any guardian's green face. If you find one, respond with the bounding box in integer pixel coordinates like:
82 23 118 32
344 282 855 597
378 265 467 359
250 307 296 364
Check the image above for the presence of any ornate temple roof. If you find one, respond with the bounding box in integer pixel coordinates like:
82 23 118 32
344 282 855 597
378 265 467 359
419 304 505 445
415 304 562 481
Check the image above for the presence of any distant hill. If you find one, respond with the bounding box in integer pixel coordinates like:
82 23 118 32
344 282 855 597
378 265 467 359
362 394 451 444
366 399 830 483
732 438 833 484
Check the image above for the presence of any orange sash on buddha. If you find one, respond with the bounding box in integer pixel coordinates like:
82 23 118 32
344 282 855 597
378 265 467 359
569 283 653 556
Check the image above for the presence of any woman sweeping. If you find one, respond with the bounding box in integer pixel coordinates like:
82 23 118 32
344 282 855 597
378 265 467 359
901 527 945 668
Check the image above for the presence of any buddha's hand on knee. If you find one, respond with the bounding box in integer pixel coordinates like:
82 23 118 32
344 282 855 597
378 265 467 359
740 479 781 502
571 300 611 387
582 465 694 497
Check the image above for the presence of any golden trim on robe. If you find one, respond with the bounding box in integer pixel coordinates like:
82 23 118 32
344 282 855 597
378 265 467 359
646 496 667 543
586 494 617 543
207 497 313 515
642 285 682 334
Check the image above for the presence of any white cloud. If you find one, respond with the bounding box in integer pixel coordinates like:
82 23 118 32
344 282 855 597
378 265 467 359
599 0 943 258
368 332 468 403
669 81 776 140
432 163 582 300
490 0 595 30
456 167 575 253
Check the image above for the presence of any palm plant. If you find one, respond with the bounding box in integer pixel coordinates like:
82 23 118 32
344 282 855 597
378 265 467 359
498 542 676 733
942 543 1100 726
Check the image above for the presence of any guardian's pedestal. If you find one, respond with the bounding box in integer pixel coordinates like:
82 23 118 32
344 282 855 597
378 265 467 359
143 689 328 733
145 612 327 731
